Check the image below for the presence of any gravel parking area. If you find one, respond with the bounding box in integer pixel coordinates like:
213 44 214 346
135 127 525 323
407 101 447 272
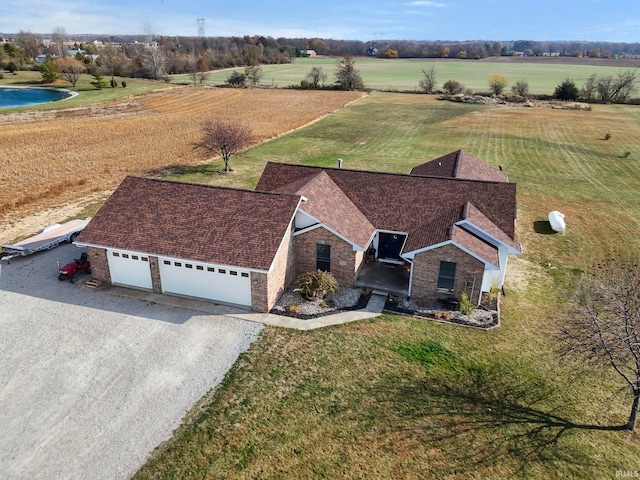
0 243 263 480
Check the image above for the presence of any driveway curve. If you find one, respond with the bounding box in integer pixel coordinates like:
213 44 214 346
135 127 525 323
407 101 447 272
0 243 262 479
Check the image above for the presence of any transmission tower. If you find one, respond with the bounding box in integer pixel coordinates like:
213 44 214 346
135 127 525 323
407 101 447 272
197 18 205 37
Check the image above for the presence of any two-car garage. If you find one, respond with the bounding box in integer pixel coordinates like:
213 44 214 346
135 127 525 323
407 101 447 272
106 250 252 308
159 258 252 307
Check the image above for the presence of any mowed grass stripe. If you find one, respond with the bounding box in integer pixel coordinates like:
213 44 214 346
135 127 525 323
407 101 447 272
128 92 640 479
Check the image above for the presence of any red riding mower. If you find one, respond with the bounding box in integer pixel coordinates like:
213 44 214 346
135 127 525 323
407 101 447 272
58 252 92 283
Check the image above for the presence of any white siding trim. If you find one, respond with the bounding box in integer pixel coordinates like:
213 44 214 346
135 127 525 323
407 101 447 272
404 240 500 270
455 219 522 254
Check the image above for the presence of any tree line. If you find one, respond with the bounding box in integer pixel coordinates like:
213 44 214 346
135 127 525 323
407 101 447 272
2 31 640 83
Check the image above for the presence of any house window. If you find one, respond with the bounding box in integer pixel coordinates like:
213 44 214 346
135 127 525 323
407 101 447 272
112 252 120 257
230 271 238 276
196 265 204 271
437 261 456 292
316 244 331 272
132 255 139 260
207 267 215 272
241 272 249 278
219 269 226 274
174 262 182 267
185 264 193 269
142 257 149 262
163 260 171 265
122 254 129 259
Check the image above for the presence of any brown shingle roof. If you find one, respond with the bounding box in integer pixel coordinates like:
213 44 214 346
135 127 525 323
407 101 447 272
451 226 500 267
460 202 521 252
257 162 517 254
77 176 301 271
410 149 508 183
274 171 375 249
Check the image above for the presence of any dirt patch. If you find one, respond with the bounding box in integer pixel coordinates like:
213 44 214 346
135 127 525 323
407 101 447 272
0 193 108 244
505 256 546 292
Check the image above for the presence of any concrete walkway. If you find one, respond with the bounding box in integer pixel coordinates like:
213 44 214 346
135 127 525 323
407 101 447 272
103 286 387 331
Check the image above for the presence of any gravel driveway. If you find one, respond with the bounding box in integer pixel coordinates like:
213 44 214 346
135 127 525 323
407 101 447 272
0 243 263 480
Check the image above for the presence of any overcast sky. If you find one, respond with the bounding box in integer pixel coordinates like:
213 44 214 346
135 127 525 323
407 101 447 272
0 0 637 42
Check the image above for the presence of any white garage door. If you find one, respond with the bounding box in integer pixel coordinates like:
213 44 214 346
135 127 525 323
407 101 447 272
107 250 153 290
159 258 252 307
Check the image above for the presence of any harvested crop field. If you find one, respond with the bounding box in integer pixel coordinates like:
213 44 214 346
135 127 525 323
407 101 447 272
0 87 364 241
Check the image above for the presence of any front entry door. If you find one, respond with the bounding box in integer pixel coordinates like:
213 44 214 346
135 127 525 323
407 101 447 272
378 232 406 260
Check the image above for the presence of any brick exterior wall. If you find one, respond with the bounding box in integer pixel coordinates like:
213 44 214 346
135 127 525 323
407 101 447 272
251 222 296 313
251 271 269 312
411 244 485 305
294 227 360 286
149 256 162 293
87 246 111 284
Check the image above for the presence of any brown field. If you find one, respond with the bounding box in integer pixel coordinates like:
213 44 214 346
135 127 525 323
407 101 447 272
0 87 363 242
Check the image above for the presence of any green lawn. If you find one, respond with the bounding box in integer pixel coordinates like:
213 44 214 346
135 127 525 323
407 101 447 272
0 71 172 111
136 93 640 478
170 57 634 95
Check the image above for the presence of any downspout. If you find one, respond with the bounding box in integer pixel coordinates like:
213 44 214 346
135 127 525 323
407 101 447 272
404 257 414 298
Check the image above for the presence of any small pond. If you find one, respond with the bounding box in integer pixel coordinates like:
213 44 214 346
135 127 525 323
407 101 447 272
0 86 75 109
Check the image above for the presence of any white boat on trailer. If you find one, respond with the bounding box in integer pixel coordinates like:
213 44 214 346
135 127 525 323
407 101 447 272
1 218 90 261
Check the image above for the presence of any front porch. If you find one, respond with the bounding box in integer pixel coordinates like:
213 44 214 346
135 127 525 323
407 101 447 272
354 262 410 296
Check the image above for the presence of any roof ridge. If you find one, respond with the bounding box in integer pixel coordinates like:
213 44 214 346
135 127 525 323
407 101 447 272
267 162 512 185
452 149 464 177
124 175 299 198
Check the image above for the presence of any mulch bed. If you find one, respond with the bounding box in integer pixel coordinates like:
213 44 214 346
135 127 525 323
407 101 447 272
270 291 372 320
384 293 500 330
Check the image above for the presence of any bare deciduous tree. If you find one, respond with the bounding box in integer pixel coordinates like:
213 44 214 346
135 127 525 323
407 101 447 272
596 70 638 103
244 65 263 86
442 79 463 95
511 80 529 97
51 26 67 57
582 73 598 101
557 254 640 430
306 66 327 88
193 120 254 172
55 57 85 87
16 30 41 60
419 65 437 93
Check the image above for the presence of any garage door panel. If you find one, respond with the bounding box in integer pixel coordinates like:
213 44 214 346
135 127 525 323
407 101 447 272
107 251 153 290
159 259 251 307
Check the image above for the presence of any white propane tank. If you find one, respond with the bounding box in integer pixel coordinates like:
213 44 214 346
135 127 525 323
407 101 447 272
548 211 566 233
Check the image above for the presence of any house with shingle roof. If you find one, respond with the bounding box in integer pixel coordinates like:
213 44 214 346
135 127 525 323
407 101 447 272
76 150 521 312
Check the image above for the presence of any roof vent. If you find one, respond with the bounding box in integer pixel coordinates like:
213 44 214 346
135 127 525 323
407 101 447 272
438 162 442 166
338 158 343 169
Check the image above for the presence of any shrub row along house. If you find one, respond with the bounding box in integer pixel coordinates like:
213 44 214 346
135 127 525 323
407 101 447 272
76 150 521 312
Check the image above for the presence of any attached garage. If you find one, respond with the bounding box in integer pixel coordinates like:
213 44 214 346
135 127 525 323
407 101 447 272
107 250 153 290
159 258 252 307
75 176 304 312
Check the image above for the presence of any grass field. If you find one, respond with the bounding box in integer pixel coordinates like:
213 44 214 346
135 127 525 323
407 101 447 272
3 81 640 477
170 56 639 95
0 71 173 111
134 92 640 478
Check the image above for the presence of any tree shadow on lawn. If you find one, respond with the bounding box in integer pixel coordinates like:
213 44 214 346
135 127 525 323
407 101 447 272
373 361 624 475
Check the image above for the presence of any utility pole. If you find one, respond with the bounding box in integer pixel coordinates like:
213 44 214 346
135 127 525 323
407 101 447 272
197 18 205 37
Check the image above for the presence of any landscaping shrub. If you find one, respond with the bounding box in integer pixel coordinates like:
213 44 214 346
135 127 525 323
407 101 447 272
459 292 475 316
295 270 338 299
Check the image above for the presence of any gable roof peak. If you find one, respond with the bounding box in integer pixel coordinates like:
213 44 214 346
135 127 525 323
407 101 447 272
410 150 509 183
